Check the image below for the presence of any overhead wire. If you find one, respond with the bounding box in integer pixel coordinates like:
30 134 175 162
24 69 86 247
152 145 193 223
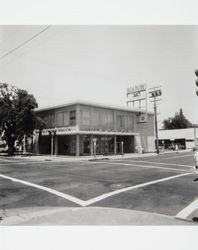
0 25 51 61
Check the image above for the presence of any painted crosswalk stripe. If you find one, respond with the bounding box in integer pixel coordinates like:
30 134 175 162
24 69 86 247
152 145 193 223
0 172 190 207
83 173 190 206
0 173 85 206
176 198 198 220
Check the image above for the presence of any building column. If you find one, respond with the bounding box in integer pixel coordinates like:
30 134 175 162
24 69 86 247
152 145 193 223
50 133 54 156
114 135 117 155
76 134 80 156
90 134 93 155
54 135 58 155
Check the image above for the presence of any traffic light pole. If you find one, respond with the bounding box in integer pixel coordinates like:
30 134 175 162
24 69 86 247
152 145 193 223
149 86 162 154
154 97 160 154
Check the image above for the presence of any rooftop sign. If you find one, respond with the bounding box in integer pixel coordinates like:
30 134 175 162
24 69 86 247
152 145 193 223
127 84 146 96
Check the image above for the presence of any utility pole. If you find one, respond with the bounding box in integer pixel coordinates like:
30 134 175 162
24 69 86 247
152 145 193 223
153 97 159 154
149 86 162 154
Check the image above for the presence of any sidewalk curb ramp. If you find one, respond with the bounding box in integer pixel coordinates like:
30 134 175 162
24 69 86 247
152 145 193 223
0 207 195 225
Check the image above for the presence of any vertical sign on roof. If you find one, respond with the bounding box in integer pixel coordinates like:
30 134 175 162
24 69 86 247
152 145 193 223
126 83 148 123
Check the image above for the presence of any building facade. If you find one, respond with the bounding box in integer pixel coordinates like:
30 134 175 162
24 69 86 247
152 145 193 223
33 101 155 156
158 127 198 150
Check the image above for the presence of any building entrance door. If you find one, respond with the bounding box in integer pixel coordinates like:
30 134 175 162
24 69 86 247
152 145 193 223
116 141 121 154
83 135 91 154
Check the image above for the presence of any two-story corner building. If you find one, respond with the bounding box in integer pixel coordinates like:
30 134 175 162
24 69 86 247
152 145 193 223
33 101 155 156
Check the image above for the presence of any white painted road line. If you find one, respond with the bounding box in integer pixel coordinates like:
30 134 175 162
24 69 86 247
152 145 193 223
157 154 193 160
176 198 198 220
0 172 191 207
0 174 85 206
0 158 15 162
115 159 193 168
0 160 48 165
0 160 101 166
101 161 190 173
83 173 191 206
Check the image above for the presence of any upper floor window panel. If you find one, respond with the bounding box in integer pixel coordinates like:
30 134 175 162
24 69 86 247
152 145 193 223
57 112 64 127
81 110 91 127
69 110 76 126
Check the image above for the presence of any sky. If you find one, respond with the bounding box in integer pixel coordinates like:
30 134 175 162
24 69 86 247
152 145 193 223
0 25 198 128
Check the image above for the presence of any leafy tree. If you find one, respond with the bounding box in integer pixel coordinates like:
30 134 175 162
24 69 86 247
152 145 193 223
162 108 193 130
0 83 44 155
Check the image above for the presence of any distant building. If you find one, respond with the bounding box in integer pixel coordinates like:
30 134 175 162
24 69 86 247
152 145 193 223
33 101 155 156
158 128 198 150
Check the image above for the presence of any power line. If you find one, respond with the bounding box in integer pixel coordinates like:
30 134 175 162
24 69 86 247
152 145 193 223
0 25 51 61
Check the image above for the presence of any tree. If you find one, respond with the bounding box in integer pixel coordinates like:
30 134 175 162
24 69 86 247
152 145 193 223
0 83 43 155
162 108 193 130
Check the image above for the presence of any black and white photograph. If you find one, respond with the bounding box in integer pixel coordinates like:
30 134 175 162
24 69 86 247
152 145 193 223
0 1 198 250
0 24 198 226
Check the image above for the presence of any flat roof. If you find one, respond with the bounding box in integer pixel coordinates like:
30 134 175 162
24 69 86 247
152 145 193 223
36 100 154 115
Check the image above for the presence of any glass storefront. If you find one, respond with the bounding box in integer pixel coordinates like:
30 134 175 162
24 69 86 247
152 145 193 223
116 136 134 154
81 135 91 155
96 135 114 155
39 134 135 156
80 135 114 155
58 135 76 155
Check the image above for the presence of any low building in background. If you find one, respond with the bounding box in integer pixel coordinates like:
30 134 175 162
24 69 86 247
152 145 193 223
33 101 155 156
158 127 198 150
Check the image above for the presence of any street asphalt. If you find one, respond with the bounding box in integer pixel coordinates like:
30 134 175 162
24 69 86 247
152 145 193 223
0 150 197 225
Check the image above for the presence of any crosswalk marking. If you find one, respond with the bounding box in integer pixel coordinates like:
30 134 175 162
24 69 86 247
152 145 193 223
0 172 190 207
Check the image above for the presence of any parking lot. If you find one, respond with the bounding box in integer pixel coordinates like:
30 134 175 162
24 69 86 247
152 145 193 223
0 151 198 225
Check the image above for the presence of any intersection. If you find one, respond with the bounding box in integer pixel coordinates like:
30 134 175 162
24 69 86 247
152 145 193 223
0 151 197 225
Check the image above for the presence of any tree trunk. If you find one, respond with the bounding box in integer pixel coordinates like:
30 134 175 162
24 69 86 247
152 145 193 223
7 138 15 156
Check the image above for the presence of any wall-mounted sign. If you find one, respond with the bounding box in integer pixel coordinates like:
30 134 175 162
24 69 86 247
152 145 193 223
41 126 79 135
137 113 147 123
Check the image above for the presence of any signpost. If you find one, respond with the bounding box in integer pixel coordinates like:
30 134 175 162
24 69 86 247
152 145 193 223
93 138 97 159
121 141 124 157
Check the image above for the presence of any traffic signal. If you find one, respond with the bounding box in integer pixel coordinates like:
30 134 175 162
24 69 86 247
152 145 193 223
149 89 162 98
195 69 198 96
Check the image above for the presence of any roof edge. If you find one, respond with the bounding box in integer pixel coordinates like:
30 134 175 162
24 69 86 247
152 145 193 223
36 100 154 114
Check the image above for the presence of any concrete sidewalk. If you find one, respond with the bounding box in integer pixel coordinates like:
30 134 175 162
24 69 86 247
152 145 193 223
0 207 195 226
11 153 156 162
10 149 192 162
